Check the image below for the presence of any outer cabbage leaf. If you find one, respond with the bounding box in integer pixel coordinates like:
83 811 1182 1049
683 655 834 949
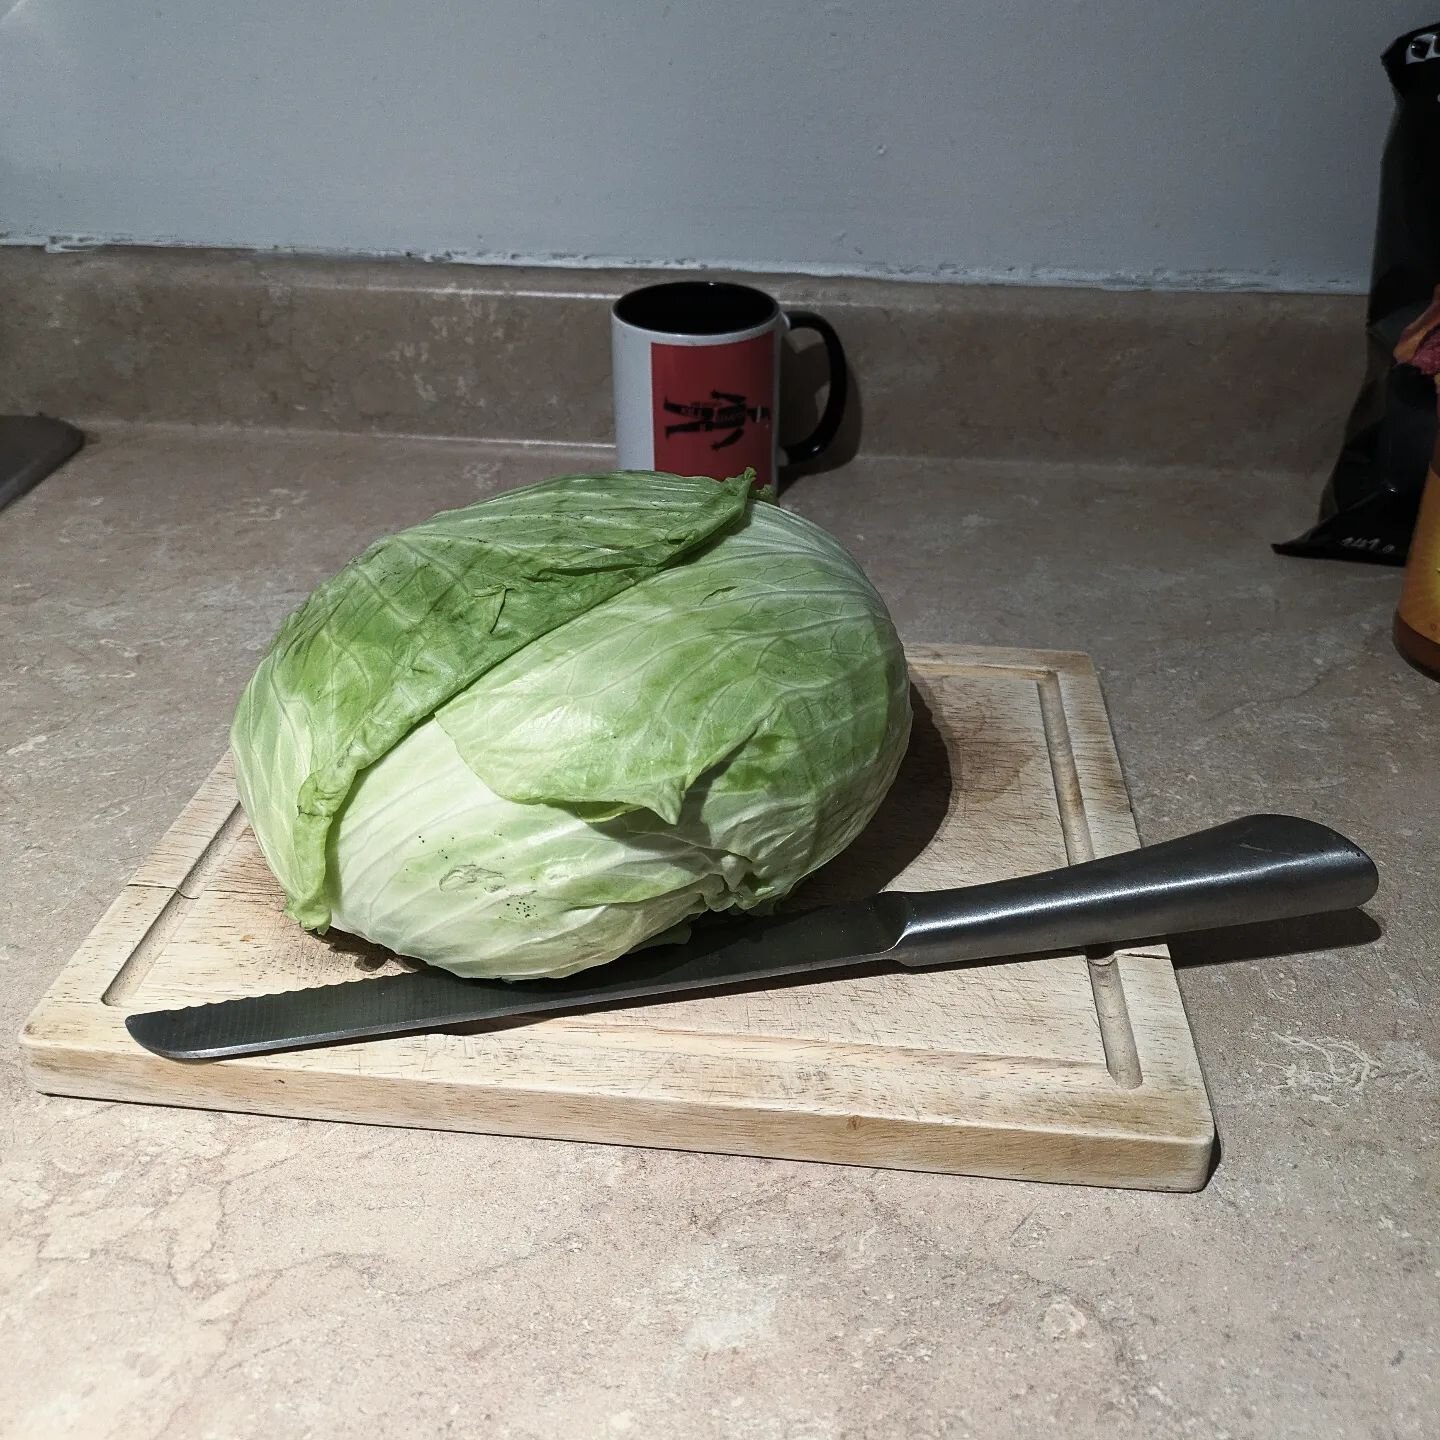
231 471 752 929
326 717 749 978
326 499 911 977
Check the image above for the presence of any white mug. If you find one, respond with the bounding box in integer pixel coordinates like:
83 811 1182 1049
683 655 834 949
611 280 847 489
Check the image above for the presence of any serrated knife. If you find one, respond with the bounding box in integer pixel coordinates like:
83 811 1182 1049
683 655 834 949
125 814 1378 1061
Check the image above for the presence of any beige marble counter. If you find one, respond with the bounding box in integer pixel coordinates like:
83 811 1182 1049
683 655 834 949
2 426 1435 1439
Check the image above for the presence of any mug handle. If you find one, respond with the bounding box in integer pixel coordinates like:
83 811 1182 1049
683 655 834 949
782 310 848 466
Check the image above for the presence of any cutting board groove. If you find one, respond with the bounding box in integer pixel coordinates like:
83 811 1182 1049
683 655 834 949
1033 668 1144 1089
21 644 1215 1190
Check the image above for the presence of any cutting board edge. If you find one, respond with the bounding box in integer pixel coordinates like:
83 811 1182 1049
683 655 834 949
19 1030 1216 1192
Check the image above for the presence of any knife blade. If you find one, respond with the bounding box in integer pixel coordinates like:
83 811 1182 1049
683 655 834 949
125 813 1377 1061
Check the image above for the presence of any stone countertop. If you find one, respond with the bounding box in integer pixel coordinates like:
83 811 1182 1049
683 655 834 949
2 426 1434 1440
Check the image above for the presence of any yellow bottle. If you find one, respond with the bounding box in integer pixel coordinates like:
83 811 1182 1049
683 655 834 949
1396 480 1440 676
1392 297 1440 677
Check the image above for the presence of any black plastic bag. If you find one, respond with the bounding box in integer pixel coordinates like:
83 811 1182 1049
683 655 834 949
1275 24 1440 566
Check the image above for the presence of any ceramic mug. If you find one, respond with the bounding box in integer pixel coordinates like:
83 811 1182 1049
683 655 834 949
611 280 847 489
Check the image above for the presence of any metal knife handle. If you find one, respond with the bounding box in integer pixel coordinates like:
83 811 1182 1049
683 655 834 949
894 814 1378 967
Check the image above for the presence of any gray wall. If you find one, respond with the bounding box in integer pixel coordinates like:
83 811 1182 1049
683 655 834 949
0 1 1433 290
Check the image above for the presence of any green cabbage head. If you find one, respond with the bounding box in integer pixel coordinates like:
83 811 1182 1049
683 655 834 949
231 471 910 978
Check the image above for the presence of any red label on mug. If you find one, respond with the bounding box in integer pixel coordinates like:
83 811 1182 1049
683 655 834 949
651 334 775 487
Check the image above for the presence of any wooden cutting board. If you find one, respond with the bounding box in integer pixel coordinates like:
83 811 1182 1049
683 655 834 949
20 644 1215 1190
